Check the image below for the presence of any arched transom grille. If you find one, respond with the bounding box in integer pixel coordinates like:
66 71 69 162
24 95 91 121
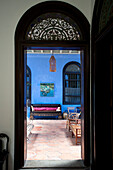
66 64 81 72
26 13 82 41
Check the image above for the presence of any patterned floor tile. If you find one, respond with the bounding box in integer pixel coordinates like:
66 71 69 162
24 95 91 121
27 120 81 160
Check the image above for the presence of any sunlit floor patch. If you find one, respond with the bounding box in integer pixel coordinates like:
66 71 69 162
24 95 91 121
27 120 81 160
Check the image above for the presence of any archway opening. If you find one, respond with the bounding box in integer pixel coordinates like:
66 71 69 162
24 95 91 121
15 1 90 169
25 47 82 167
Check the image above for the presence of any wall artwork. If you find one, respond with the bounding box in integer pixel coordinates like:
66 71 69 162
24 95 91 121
40 83 54 97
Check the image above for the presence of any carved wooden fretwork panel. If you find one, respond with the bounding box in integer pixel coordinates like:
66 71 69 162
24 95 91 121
26 13 82 41
99 0 113 33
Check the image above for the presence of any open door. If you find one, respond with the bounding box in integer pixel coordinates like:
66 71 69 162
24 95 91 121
80 49 90 166
24 49 27 162
110 43 113 161
80 50 84 160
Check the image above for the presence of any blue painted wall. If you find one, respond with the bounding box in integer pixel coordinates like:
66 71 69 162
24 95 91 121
27 53 81 117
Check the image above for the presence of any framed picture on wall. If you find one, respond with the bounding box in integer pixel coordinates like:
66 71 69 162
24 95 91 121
40 83 54 97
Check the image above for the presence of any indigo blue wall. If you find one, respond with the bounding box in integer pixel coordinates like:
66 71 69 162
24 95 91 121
27 53 81 114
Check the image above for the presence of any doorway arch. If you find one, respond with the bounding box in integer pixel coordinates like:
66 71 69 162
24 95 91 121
15 1 90 169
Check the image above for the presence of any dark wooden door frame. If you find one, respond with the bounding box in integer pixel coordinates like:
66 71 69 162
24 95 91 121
92 0 113 169
92 30 113 170
15 1 90 169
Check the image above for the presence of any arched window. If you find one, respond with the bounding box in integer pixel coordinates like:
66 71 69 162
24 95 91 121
63 62 81 104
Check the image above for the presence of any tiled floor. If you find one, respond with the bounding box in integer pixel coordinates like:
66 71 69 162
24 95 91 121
27 120 81 160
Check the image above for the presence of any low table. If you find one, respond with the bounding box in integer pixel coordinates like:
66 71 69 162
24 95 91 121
70 124 81 145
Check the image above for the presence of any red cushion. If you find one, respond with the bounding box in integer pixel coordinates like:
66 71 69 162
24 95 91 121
33 107 58 111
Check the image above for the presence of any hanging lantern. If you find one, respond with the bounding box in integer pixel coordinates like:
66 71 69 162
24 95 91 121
49 55 56 72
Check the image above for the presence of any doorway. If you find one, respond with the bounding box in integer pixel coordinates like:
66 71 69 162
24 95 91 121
25 48 82 167
15 1 90 169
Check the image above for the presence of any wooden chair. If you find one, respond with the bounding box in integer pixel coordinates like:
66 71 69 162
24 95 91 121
66 107 76 129
67 107 76 117
66 107 81 130
0 133 9 170
67 118 81 131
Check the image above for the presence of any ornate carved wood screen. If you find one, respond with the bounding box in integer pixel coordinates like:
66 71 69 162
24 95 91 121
49 55 56 72
99 0 113 33
25 13 82 41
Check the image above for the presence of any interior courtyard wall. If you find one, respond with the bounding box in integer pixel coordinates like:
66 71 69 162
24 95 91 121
0 0 95 169
27 53 81 116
